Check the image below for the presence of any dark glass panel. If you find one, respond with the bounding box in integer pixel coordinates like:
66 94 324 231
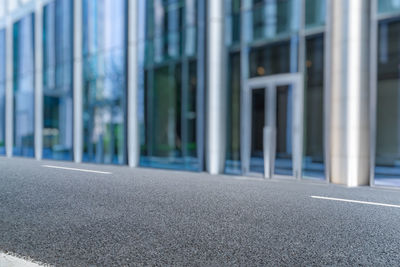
250 88 265 173
274 85 293 176
375 19 400 186
249 39 298 77
302 34 325 179
225 52 241 174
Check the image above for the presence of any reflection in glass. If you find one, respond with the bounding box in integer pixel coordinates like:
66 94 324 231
0 29 5 155
225 0 241 46
13 14 35 157
244 0 300 42
249 38 298 77
225 52 241 174
82 0 126 164
305 0 326 28
378 0 400 14
375 19 400 186
139 0 204 171
250 88 265 173
274 85 293 176
302 34 325 179
43 0 73 160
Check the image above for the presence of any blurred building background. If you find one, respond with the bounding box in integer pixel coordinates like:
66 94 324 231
0 0 400 188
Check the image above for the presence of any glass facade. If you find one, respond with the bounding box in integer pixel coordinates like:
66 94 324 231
43 0 73 160
13 14 35 157
138 0 204 171
4 0 399 187
0 29 5 155
82 0 127 164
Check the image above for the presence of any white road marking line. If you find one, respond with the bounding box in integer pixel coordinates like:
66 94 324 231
311 195 400 208
0 252 44 267
42 165 111 175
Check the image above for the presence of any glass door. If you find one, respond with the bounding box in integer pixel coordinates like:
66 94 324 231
242 74 303 179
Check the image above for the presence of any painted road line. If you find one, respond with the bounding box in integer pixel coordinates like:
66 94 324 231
311 195 400 208
42 165 111 175
0 252 44 267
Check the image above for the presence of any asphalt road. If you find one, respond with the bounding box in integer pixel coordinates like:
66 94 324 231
1 157 400 266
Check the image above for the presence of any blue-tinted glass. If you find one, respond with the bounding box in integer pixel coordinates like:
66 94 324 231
43 0 73 161
378 0 400 14
13 14 35 157
82 0 126 164
138 0 204 171
305 0 325 28
302 34 325 179
375 19 400 187
243 0 300 42
225 0 241 46
0 29 5 155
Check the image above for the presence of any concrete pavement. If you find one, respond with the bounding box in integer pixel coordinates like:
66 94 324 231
0 157 400 266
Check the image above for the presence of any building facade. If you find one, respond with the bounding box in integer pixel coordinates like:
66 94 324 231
0 0 400 188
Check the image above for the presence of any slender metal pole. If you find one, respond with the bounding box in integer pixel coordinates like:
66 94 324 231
73 0 83 163
5 15 12 158
127 0 139 167
34 1 43 160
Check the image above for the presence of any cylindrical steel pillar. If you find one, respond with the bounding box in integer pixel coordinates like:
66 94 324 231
330 0 370 186
206 0 226 174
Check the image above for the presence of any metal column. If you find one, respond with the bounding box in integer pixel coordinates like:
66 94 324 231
73 0 83 163
329 0 370 186
127 0 139 167
206 0 226 174
34 2 43 160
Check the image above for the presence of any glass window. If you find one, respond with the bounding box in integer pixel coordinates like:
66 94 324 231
249 38 299 77
243 0 300 42
139 0 204 171
225 0 241 46
13 14 35 157
225 52 241 174
82 0 127 164
378 0 400 14
43 0 73 161
302 34 325 179
375 18 400 186
305 0 325 28
0 29 5 155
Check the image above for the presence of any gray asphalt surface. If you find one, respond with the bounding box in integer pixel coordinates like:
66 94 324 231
1 157 400 266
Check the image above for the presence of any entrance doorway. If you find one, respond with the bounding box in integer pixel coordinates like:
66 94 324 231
242 73 303 179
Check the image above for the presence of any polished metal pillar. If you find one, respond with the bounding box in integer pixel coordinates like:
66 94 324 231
73 0 83 163
5 16 12 157
329 0 370 186
127 0 139 167
206 0 225 174
34 2 43 160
